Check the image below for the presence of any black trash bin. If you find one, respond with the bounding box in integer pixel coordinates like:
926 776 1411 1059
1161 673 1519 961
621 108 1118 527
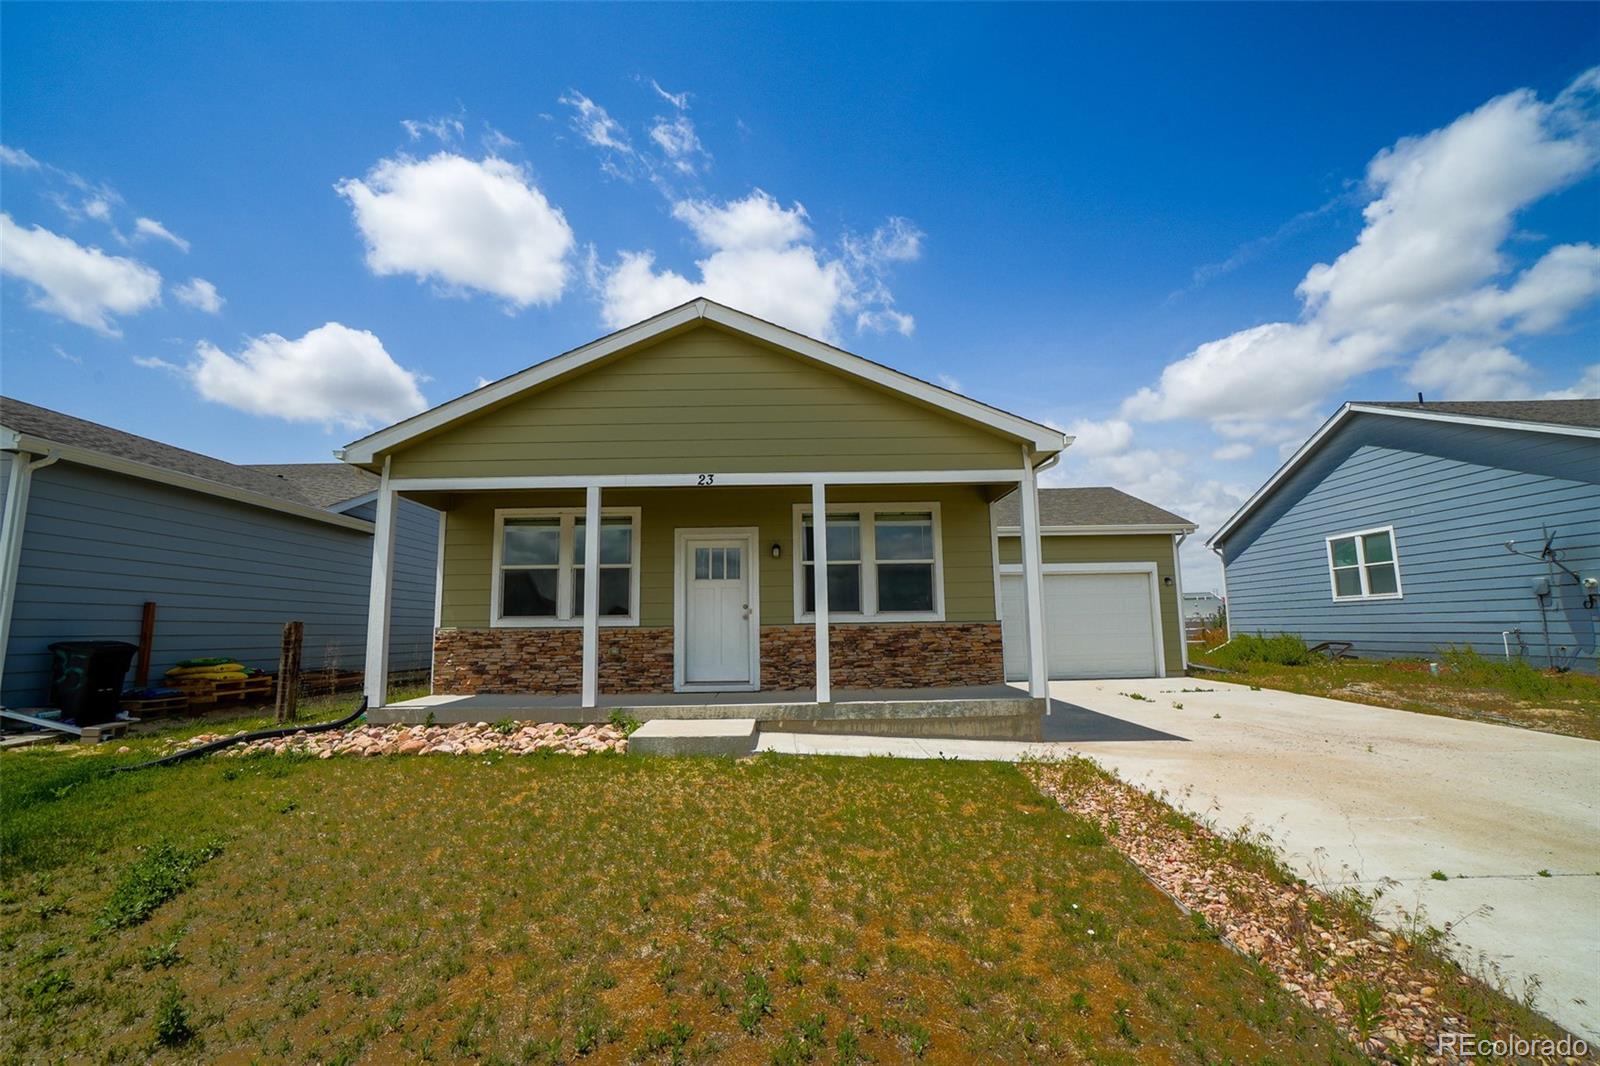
48 641 139 725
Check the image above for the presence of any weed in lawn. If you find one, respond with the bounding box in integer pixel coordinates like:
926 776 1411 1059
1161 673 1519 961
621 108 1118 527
1339 980 1385 1042
153 983 195 1048
1430 870 1449 882
607 709 642 736
97 840 222 931
1121 692 1150 701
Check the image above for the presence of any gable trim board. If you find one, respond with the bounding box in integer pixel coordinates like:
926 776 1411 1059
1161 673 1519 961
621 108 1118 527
338 298 1068 466
1208 402 1600 549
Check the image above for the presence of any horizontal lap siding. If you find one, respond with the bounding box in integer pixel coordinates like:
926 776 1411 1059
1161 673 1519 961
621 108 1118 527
1221 417 1600 669
1 461 439 706
439 485 998 628
997 533 1184 675
389 325 1021 477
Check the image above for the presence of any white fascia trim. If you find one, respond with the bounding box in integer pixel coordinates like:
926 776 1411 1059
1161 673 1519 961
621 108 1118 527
329 489 379 513
1 430 374 533
1207 403 1600 548
388 468 1027 492
337 298 1068 463
996 523 1198 536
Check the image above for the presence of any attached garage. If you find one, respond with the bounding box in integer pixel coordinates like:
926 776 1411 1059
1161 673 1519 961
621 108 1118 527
994 488 1195 680
1000 568 1163 680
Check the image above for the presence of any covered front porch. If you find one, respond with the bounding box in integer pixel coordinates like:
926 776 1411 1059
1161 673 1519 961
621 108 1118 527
374 683 1045 740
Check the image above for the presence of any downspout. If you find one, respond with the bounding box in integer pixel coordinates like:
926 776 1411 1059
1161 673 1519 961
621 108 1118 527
1211 543 1232 642
0 450 61 702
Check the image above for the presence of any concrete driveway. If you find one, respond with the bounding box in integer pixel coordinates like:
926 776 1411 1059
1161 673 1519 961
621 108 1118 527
761 677 1600 1041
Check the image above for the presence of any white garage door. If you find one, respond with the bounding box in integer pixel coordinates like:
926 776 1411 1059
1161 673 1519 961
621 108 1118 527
1000 571 1161 680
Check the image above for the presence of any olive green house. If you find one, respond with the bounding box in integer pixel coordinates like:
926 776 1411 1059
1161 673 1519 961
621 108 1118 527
339 299 1068 722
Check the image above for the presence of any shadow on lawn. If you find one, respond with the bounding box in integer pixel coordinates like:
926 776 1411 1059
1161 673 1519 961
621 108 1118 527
1041 698 1188 743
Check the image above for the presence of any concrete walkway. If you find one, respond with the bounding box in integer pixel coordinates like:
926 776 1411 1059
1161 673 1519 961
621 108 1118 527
760 677 1600 1041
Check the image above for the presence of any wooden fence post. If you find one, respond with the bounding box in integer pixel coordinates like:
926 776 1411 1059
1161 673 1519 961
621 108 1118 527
275 621 304 723
135 601 157 687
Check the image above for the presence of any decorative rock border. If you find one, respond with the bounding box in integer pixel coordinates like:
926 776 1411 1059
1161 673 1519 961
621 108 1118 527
165 722 628 759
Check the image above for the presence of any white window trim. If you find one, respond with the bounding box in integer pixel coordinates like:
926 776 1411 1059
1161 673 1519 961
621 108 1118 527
1325 524 1404 603
491 506 643 627
790 502 945 623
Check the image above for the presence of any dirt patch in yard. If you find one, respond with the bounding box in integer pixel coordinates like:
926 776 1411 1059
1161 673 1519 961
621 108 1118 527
1026 757 1593 1064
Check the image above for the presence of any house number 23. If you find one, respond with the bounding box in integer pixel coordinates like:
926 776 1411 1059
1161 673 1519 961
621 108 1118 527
696 473 716 486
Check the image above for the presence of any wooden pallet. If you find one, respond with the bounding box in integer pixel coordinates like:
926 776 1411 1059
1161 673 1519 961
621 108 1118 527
120 694 190 716
168 674 275 706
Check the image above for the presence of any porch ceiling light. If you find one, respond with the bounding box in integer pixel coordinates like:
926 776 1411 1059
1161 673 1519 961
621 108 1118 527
771 542 782 559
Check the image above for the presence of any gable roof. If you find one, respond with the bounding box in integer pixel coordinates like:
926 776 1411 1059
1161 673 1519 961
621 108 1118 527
993 486 1195 533
338 298 1069 466
1207 398 1600 548
247 463 379 509
0 396 371 532
1356 398 1600 430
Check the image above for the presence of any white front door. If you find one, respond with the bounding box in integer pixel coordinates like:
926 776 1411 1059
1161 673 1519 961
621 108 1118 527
683 535 755 686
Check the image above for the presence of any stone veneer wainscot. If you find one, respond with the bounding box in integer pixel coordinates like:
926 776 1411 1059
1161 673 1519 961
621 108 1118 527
431 622 1003 695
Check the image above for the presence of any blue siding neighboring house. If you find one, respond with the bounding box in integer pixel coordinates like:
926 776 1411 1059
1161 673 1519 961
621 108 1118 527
0 397 438 708
1209 400 1600 672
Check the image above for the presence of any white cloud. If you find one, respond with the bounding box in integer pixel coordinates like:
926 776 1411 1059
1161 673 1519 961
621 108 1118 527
650 80 690 110
183 323 427 429
1061 417 1135 458
590 190 918 340
173 276 224 314
0 145 41 169
1405 340 1536 400
132 354 182 372
1126 68 1600 440
649 114 709 174
402 115 465 143
0 213 162 334
337 152 575 307
1544 363 1600 399
1211 442 1254 462
83 198 113 223
936 373 964 394
559 90 634 155
134 217 190 252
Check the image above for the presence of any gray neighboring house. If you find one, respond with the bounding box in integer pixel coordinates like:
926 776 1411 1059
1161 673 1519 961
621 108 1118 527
0 397 439 708
1208 399 1600 671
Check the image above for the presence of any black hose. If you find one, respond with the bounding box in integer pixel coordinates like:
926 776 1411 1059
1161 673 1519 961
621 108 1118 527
110 698 368 773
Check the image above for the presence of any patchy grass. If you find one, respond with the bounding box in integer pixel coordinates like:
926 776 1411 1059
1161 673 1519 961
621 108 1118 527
1195 641 1600 740
2 741 1365 1063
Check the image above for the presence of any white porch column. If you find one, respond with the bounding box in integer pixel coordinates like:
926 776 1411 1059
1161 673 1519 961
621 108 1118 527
1018 455 1049 698
811 480 831 703
581 484 601 708
363 459 398 707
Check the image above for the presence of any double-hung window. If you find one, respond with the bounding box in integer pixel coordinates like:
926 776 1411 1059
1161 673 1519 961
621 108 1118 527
494 509 640 625
797 505 942 620
1327 526 1402 601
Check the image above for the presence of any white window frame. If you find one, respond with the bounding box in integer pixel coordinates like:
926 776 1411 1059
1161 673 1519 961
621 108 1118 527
1325 525 1403 602
791 502 945 623
491 507 642 627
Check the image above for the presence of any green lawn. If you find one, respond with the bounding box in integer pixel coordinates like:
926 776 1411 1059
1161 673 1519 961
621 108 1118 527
1 733 1364 1064
1195 641 1600 741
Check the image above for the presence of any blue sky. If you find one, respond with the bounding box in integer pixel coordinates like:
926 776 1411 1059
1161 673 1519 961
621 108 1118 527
3 4 1597 589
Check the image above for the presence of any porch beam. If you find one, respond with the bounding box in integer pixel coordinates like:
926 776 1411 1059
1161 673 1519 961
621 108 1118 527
581 484 601 708
811 480 831 704
363 457 398 708
387 468 1026 492
1018 454 1049 699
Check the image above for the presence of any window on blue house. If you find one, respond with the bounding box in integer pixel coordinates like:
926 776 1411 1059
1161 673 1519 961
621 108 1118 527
1327 527 1401 601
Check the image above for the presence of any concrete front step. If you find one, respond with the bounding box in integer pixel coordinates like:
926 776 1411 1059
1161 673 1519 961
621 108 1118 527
629 718 759 757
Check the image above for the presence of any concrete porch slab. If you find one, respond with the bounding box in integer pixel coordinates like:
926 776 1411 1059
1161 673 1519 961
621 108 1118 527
629 718 759 757
375 685 1044 740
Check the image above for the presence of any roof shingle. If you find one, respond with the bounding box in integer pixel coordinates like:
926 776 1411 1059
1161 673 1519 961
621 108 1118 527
993 486 1194 530
1356 399 1600 430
